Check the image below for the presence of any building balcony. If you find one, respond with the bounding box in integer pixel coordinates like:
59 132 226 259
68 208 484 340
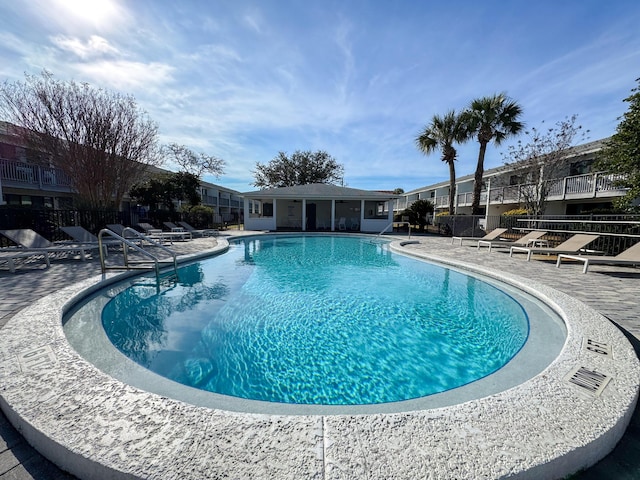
485 172 628 205
201 194 218 206
400 172 628 212
0 158 74 193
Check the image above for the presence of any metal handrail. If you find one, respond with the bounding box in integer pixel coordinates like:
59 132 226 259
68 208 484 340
98 228 178 280
375 221 411 240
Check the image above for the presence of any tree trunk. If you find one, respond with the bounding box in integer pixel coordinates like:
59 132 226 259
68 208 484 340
471 141 487 215
448 160 456 215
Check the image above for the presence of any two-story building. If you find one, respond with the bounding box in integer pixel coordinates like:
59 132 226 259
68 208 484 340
396 138 631 217
0 121 243 222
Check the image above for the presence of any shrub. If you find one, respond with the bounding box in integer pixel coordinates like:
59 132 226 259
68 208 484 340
501 208 529 216
184 205 214 228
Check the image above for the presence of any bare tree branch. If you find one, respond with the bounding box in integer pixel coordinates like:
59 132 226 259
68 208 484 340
0 71 161 208
162 143 225 177
501 115 589 215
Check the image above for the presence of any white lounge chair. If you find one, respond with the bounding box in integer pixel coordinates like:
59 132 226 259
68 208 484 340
477 230 548 252
177 221 219 237
509 234 600 262
163 221 185 232
556 241 640 273
138 222 192 242
0 248 50 273
60 226 121 255
0 229 97 262
60 225 100 243
452 227 508 246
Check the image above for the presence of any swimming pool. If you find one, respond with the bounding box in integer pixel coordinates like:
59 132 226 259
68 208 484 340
64 234 565 413
3 234 638 479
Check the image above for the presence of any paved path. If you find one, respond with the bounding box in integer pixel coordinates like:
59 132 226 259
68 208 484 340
0 234 638 479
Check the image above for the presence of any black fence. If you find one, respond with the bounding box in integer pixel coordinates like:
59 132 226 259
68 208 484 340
0 207 138 245
0 206 226 246
434 214 640 256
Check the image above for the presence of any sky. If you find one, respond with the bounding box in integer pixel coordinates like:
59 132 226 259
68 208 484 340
1 0 639 194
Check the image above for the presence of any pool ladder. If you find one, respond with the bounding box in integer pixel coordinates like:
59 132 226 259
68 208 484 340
98 228 179 281
374 221 411 241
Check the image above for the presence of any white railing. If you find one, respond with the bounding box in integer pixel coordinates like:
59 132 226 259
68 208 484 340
375 221 411 240
456 192 473 206
565 174 594 195
399 172 628 213
596 173 627 193
0 158 73 190
201 194 218 205
435 195 449 208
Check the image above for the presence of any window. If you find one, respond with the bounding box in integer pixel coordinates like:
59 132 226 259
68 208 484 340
569 160 593 176
364 200 388 219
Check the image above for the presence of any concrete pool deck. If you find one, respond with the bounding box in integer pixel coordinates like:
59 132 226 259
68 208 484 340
1 232 639 479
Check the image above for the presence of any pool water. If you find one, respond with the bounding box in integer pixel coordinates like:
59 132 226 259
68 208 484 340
100 236 529 406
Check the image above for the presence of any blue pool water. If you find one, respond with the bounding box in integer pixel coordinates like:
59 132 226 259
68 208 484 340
101 235 529 405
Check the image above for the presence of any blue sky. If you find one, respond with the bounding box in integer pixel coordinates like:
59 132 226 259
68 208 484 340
1 1 639 193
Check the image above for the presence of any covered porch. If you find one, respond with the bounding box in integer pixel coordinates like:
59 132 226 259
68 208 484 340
243 184 398 233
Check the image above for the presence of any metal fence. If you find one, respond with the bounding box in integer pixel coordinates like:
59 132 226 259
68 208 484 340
0 206 227 247
434 214 640 256
0 207 137 245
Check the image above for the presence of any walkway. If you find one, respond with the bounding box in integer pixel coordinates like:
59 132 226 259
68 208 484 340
0 234 639 479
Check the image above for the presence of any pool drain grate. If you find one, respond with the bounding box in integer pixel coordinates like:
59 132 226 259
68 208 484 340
565 366 611 397
583 338 611 357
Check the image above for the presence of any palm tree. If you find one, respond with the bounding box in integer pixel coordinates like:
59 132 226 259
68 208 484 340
416 110 470 215
466 93 524 215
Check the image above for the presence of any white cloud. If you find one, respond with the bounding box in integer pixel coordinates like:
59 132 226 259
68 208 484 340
50 35 120 60
73 60 175 91
242 10 264 34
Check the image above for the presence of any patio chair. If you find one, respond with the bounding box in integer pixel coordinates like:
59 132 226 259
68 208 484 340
137 222 192 242
105 224 147 243
106 224 128 236
60 226 122 255
177 221 219 237
556 241 640 273
509 233 600 262
0 248 50 273
451 228 508 246
477 230 548 252
163 221 185 231
137 222 162 234
0 229 97 262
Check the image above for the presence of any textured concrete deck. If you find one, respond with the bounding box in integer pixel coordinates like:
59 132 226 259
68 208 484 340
1 233 639 479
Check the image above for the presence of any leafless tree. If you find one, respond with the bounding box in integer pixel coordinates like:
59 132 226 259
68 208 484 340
501 115 589 215
162 143 225 178
0 71 162 208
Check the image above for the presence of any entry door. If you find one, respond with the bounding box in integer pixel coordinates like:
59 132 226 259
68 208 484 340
307 203 316 230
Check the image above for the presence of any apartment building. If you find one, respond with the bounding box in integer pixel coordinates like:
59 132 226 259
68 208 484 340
0 121 242 222
396 138 630 216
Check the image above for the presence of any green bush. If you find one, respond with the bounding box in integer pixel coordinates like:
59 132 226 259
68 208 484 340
184 205 214 228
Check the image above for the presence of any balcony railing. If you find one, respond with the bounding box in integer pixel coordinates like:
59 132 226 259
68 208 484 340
201 194 218 206
400 172 628 212
1 158 73 191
